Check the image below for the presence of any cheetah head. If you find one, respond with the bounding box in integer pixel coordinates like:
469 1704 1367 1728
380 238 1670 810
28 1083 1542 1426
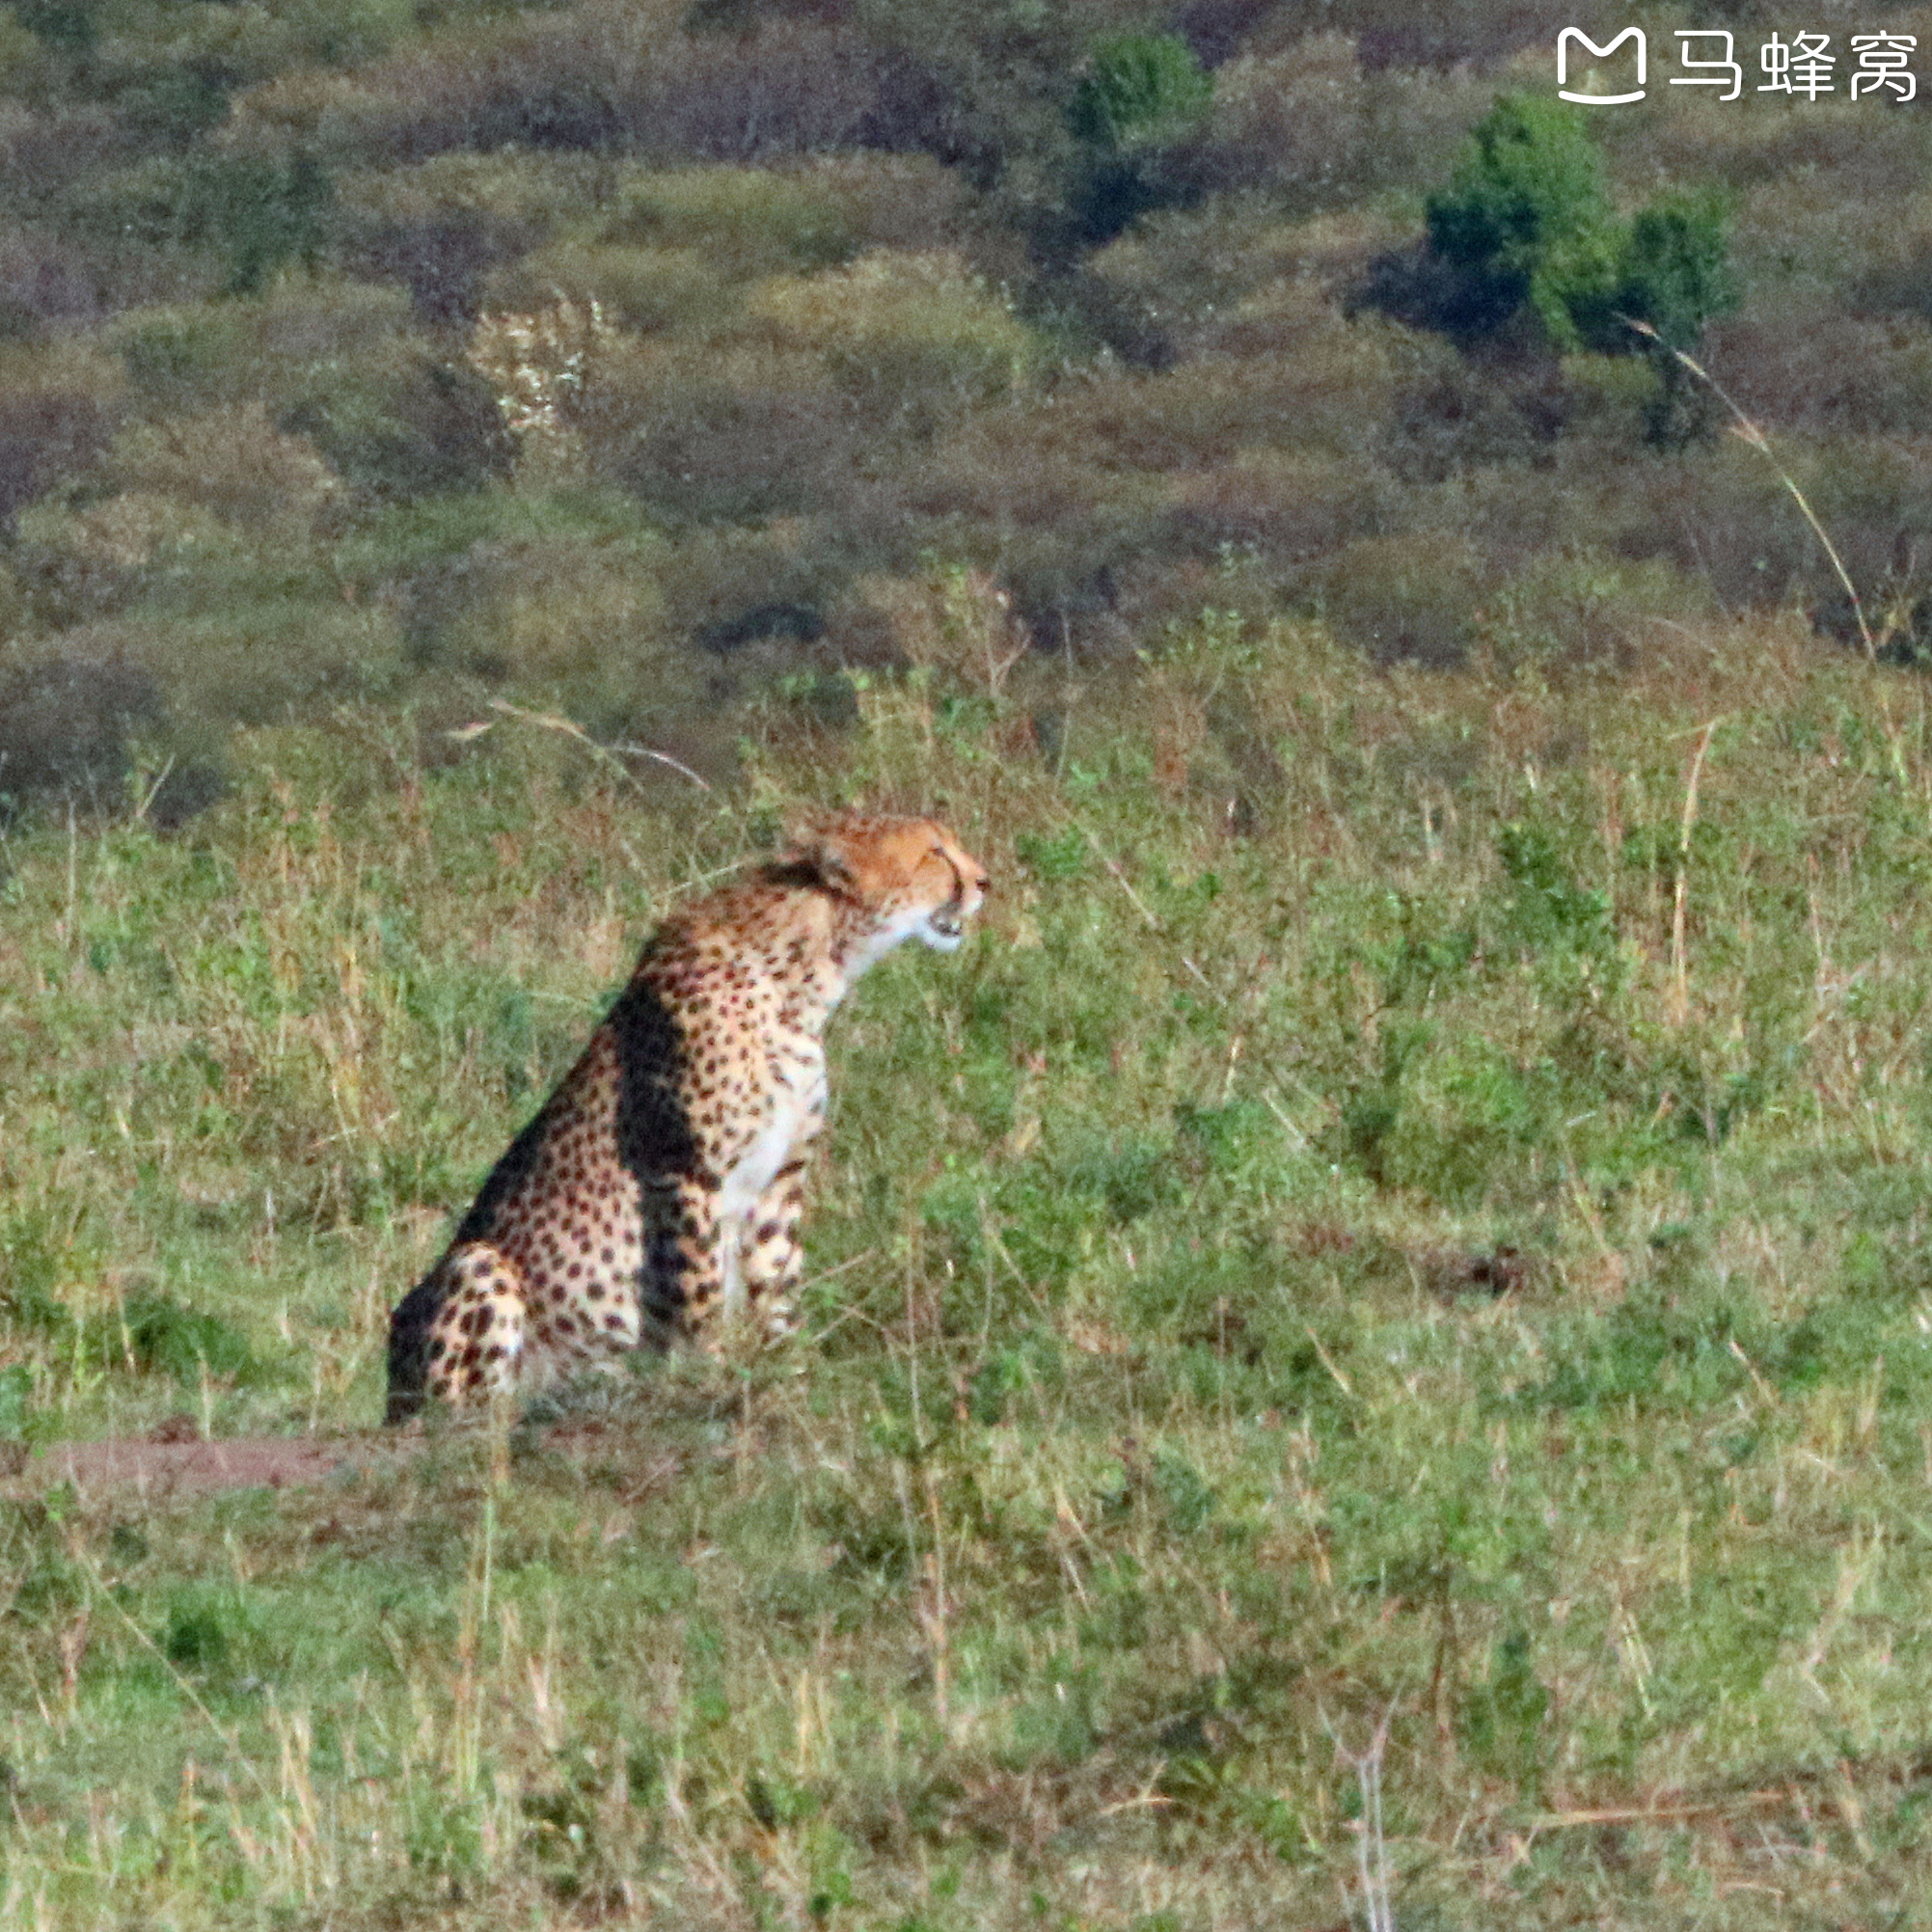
799 812 991 965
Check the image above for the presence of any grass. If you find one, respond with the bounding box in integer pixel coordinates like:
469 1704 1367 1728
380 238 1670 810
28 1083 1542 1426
13 5 1932 1922
8 612 1932 1924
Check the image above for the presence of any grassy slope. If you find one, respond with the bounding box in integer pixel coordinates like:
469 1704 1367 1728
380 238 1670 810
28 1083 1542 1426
8 618 1932 1925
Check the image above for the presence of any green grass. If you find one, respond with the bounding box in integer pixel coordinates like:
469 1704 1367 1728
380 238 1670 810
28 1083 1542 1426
8 615 1932 1924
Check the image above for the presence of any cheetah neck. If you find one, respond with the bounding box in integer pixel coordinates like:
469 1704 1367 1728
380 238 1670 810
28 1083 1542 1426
830 894 937 990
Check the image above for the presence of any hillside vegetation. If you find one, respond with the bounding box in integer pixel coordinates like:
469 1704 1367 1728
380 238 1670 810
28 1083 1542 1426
10 0 1932 1926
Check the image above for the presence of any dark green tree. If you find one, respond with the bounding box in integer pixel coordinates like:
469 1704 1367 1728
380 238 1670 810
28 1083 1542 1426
1614 192 1738 351
1061 33 1213 252
1426 92 1738 419
1426 94 1620 346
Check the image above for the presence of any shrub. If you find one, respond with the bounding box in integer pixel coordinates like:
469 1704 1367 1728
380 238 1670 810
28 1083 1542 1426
433 533 690 730
0 221 105 340
1060 31 1215 251
1701 304 1932 438
1319 531 1487 667
0 648 161 814
103 403 342 545
801 152 1008 264
344 205 536 324
111 279 417 413
0 338 123 532
1378 351 1569 484
845 563 1024 694
108 286 508 497
1615 191 1737 354
225 5 881 168
58 152 336 294
1015 304 1401 472
10 4 92 54
481 240 735 334
650 523 845 656
1067 33 1213 155
1186 40 1365 201
1477 550 1712 671
20 487 234 573
95 58 242 151
1163 450 1382 564
56 592 407 729
1600 432 1932 614
0 104 132 206
279 348 510 497
466 291 620 483
599 164 857 278
748 250 1033 428
334 148 628 230
581 337 862 524
1190 41 1491 205
1423 93 1738 367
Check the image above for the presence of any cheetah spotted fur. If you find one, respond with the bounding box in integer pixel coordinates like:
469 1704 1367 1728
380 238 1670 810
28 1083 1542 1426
385 812 990 1420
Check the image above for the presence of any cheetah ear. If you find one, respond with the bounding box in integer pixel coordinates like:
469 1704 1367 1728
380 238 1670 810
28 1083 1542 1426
787 823 859 893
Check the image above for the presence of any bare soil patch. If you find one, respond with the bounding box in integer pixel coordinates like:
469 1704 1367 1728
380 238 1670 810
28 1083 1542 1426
2 1421 412 1502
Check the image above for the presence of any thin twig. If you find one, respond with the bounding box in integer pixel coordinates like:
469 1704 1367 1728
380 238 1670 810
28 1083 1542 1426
611 742 716 795
1321 1699 1399 1932
134 754 177 824
1533 1791 1786 1828
465 698 715 795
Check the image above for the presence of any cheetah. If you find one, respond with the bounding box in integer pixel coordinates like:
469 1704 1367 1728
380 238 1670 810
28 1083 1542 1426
385 812 990 1421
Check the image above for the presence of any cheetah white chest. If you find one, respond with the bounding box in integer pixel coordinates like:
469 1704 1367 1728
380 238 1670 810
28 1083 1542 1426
716 1045 826 1309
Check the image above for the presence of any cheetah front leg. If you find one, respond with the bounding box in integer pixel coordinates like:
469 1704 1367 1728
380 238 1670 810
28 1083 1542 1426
738 1160 808 1341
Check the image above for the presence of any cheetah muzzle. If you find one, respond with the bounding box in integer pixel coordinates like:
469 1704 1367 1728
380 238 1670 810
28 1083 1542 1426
384 811 991 1422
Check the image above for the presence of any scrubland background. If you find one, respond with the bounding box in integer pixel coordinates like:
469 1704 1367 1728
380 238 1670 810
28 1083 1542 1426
10 0 1932 1925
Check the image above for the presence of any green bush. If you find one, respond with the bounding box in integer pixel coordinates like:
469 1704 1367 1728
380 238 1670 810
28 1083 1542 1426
0 649 162 814
279 349 509 498
1425 93 1737 365
111 281 418 414
1425 93 1619 346
58 152 336 293
601 164 857 278
13 3 94 50
1066 33 1212 156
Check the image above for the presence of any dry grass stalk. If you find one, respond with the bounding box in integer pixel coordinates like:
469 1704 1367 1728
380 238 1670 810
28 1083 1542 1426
1626 320 1875 661
1669 717 1720 1026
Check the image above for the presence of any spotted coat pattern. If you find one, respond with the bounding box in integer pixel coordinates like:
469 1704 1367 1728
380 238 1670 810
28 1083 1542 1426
385 813 990 1420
